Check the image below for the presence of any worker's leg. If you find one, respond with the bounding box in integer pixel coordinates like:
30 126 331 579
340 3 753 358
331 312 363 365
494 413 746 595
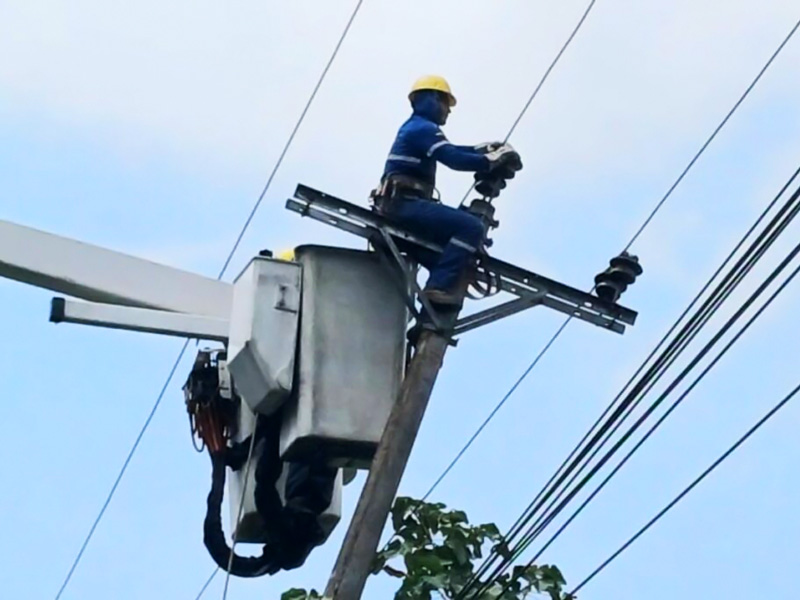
386 198 484 292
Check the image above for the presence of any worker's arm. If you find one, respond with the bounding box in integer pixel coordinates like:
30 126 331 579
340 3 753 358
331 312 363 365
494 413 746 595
438 140 521 174
412 122 490 172
431 142 491 172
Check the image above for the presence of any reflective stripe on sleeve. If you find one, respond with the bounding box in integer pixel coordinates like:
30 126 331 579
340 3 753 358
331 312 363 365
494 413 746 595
387 154 422 164
427 140 449 157
450 237 478 253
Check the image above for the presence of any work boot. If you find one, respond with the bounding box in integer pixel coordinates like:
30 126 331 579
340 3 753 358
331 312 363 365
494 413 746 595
422 288 463 306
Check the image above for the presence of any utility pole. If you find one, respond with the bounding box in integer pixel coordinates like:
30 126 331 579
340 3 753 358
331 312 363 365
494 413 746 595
325 327 452 600
286 183 638 600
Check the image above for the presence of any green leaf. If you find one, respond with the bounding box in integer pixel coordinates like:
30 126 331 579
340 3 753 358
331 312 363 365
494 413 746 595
496 574 521 596
391 497 415 531
540 565 566 587
405 550 443 574
395 517 429 546
280 589 321 600
493 540 512 561
397 573 433 600
420 573 450 589
518 565 542 586
481 580 507 600
382 564 406 578
376 497 572 600
373 538 403 568
479 523 502 540
446 534 470 565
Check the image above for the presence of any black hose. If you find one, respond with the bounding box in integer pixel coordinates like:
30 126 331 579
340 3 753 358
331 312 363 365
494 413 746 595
203 452 280 578
202 415 338 578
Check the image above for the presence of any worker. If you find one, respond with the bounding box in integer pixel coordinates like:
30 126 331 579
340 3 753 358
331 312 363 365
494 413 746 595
376 75 519 306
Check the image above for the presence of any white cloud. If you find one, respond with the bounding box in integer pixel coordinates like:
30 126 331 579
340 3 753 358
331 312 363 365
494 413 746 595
2 0 799 185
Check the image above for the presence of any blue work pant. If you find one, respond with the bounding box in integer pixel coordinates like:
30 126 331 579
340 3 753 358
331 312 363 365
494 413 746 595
386 198 485 291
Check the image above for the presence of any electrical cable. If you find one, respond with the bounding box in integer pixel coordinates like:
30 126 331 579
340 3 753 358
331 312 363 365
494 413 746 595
470 236 800 599
54 338 191 600
55 3 365 597
421 317 571 501
431 0 602 498
428 9 800 514
189 3 366 597
505 0 597 142
463 174 800 596
623 17 800 252
460 177 800 598
194 568 219 600
458 0 598 208
472 163 800 575
520 242 800 569
216 0 365 280
505 177 800 559
569 379 800 595
221 416 261 600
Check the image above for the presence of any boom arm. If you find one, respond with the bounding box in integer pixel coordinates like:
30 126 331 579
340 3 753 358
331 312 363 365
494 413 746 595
0 219 232 319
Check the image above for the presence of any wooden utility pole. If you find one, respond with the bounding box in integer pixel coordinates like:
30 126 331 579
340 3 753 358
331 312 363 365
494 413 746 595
325 328 451 600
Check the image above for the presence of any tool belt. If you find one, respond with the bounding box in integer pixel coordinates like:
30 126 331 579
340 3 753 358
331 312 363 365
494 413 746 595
372 174 436 213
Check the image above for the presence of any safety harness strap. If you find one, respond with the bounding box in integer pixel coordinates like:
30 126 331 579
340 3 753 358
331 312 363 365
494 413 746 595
380 173 435 201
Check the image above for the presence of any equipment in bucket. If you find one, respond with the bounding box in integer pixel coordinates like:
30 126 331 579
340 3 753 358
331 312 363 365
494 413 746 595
185 349 337 577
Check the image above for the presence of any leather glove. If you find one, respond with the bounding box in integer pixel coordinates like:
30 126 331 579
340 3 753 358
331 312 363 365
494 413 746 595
474 141 504 154
484 142 520 168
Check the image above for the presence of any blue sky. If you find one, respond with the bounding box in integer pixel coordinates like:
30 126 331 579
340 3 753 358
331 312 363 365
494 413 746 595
2 1 800 599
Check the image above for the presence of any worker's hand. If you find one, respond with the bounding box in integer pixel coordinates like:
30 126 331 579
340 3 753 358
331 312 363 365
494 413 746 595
484 143 521 170
474 141 504 154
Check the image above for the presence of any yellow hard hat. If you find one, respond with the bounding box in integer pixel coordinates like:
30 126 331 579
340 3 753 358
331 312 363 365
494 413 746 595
276 248 296 261
409 75 457 107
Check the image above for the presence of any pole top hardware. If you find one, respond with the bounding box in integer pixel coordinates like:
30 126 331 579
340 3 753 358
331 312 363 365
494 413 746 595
594 251 644 304
285 185 638 338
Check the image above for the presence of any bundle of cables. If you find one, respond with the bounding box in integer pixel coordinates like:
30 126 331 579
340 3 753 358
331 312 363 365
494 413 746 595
456 165 800 599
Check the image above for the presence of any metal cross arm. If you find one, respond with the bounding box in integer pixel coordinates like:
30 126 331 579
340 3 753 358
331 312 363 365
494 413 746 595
285 185 638 334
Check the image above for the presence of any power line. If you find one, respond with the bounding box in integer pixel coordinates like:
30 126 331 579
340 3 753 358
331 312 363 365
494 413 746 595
463 170 800 595
504 0 597 143
435 0 601 496
471 235 800 598
194 568 219 600
504 165 800 545
191 2 367 597
623 16 800 251
216 0 365 280
456 158 800 591
461 175 800 598
506 174 800 559
221 417 261 600
471 163 800 581
54 339 191 600
55 2 365 597
570 378 800 596
427 10 800 508
459 0 597 207
522 241 800 566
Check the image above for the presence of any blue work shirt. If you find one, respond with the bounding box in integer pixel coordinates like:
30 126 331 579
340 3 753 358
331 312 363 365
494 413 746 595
382 91 490 186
